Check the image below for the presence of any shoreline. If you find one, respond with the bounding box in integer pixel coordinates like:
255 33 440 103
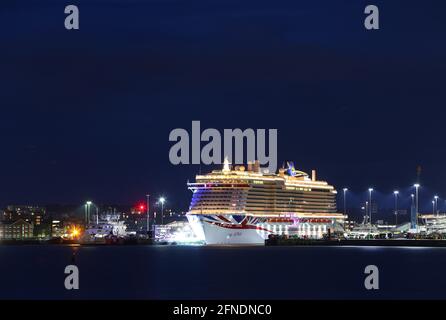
265 238 446 247
3 238 446 247
0 239 154 246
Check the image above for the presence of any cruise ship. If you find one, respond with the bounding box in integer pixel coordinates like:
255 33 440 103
187 159 346 244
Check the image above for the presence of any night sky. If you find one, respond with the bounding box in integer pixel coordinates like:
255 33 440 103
1 0 446 216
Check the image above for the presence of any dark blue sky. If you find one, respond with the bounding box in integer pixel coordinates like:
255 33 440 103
1 0 446 213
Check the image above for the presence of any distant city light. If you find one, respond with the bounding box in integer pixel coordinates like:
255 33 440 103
159 197 166 204
394 190 399 195
70 227 80 238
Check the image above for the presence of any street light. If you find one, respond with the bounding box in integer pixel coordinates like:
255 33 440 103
159 197 166 225
368 188 373 238
432 200 435 215
394 191 399 226
414 184 420 226
343 188 348 216
434 195 439 216
365 201 369 224
85 201 92 224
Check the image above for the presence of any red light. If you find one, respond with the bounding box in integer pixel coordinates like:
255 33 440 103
134 203 146 213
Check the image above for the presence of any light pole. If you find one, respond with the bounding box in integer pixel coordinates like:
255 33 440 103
159 197 166 225
414 184 420 226
85 201 92 225
434 195 439 216
343 188 348 216
368 188 373 238
432 200 435 215
365 201 369 224
394 191 399 226
146 194 150 236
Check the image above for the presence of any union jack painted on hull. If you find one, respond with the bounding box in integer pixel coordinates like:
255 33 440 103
187 213 344 245
204 215 272 231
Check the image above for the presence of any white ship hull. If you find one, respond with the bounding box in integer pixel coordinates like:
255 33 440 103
187 214 341 245
201 219 268 245
187 214 270 245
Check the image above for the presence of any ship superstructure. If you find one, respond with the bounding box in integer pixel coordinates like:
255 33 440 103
187 159 346 244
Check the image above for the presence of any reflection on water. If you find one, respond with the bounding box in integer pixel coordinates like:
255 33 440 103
0 245 444 299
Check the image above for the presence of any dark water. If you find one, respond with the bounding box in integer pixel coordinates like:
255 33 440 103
0 245 445 300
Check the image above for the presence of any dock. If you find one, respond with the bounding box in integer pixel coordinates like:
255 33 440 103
265 238 446 247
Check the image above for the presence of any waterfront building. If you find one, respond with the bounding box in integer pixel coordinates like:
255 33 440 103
2 205 48 237
187 160 346 244
420 214 446 234
51 220 65 237
0 219 34 240
3 205 46 226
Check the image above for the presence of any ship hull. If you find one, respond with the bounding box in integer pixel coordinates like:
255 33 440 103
187 214 342 245
187 214 271 245
201 219 268 245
